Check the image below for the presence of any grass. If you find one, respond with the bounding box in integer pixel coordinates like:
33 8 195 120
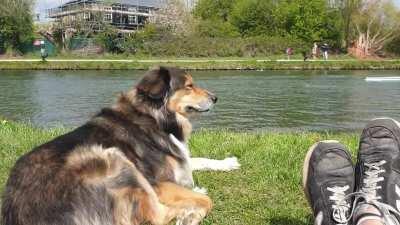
1 58 400 70
17 53 358 60
0 119 362 225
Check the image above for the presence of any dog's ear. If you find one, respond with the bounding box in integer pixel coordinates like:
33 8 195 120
136 67 171 100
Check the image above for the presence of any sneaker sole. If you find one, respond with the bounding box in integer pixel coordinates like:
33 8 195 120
302 140 340 206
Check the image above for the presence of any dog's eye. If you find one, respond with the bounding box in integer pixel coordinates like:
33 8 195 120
185 84 193 90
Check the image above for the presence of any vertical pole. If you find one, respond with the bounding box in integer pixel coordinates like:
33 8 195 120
60 0 65 51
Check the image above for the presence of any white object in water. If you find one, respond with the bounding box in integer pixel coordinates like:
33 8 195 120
365 77 400 82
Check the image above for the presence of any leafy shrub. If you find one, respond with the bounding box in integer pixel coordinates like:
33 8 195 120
386 36 400 56
132 34 306 57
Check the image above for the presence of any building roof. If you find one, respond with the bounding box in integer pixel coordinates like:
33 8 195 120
121 0 163 8
63 0 163 8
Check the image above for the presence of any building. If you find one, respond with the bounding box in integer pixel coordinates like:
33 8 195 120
47 0 162 32
182 0 198 10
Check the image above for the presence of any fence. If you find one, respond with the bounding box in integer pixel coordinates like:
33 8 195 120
67 38 104 54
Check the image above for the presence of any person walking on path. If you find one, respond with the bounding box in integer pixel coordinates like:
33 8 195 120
303 118 400 225
312 42 319 59
321 43 329 60
286 47 293 60
40 41 48 62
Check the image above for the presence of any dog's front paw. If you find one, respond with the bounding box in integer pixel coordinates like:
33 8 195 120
176 208 206 225
220 157 241 171
193 186 208 195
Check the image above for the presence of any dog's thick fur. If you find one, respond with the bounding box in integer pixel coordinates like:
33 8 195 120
1 67 218 225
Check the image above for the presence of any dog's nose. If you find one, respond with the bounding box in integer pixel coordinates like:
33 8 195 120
210 95 218 103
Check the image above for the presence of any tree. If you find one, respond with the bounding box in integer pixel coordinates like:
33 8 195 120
349 0 400 57
229 0 343 47
194 0 236 21
193 0 239 37
153 0 194 35
195 19 239 37
230 0 283 36
50 0 118 51
0 0 35 53
285 0 344 47
342 0 361 47
386 35 400 56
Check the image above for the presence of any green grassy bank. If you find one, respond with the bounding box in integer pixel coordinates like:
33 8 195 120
0 119 361 225
1 59 400 70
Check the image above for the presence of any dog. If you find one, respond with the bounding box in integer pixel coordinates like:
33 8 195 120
1 67 240 225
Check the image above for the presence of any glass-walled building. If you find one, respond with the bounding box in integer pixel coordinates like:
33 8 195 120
47 0 162 32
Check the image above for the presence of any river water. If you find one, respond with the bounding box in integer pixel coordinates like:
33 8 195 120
1 70 400 131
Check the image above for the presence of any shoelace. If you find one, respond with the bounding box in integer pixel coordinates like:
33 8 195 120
332 160 400 225
327 185 351 224
361 160 386 200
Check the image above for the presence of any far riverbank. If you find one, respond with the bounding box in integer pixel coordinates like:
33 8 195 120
1 58 400 70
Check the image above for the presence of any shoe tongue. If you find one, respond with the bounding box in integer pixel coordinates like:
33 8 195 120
360 136 399 159
359 150 391 164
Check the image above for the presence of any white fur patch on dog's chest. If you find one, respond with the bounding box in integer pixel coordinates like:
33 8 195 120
169 134 194 188
173 163 194 188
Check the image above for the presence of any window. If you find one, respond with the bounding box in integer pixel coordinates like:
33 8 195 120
104 13 112 22
83 12 90 20
104 6 112 11
128 7 137 12
138 7 149 13
128 15 137 24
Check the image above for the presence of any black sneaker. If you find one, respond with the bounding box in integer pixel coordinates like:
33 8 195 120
303 141 355 225
355 118 400 220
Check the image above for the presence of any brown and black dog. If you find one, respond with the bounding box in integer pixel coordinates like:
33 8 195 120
1 67 218 225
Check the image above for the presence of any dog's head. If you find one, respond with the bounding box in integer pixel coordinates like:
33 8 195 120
136 67 217 117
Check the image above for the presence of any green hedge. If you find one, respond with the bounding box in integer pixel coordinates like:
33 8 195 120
103 35 308 58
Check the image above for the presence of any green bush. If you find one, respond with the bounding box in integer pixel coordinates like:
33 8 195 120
133 35 306 57
386 36 400 56
95 25 308 57
195 19 240 38
96 29 124 53
0 35 5 54
126 24 304 57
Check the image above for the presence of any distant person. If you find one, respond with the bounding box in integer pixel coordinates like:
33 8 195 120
40 48 48 61
321 43 329 60
312 42 318 59
40 40 48 62
286 47 293 60
302 51 309 61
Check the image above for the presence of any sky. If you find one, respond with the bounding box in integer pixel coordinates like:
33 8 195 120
36 0 60 13
35 0 61 20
